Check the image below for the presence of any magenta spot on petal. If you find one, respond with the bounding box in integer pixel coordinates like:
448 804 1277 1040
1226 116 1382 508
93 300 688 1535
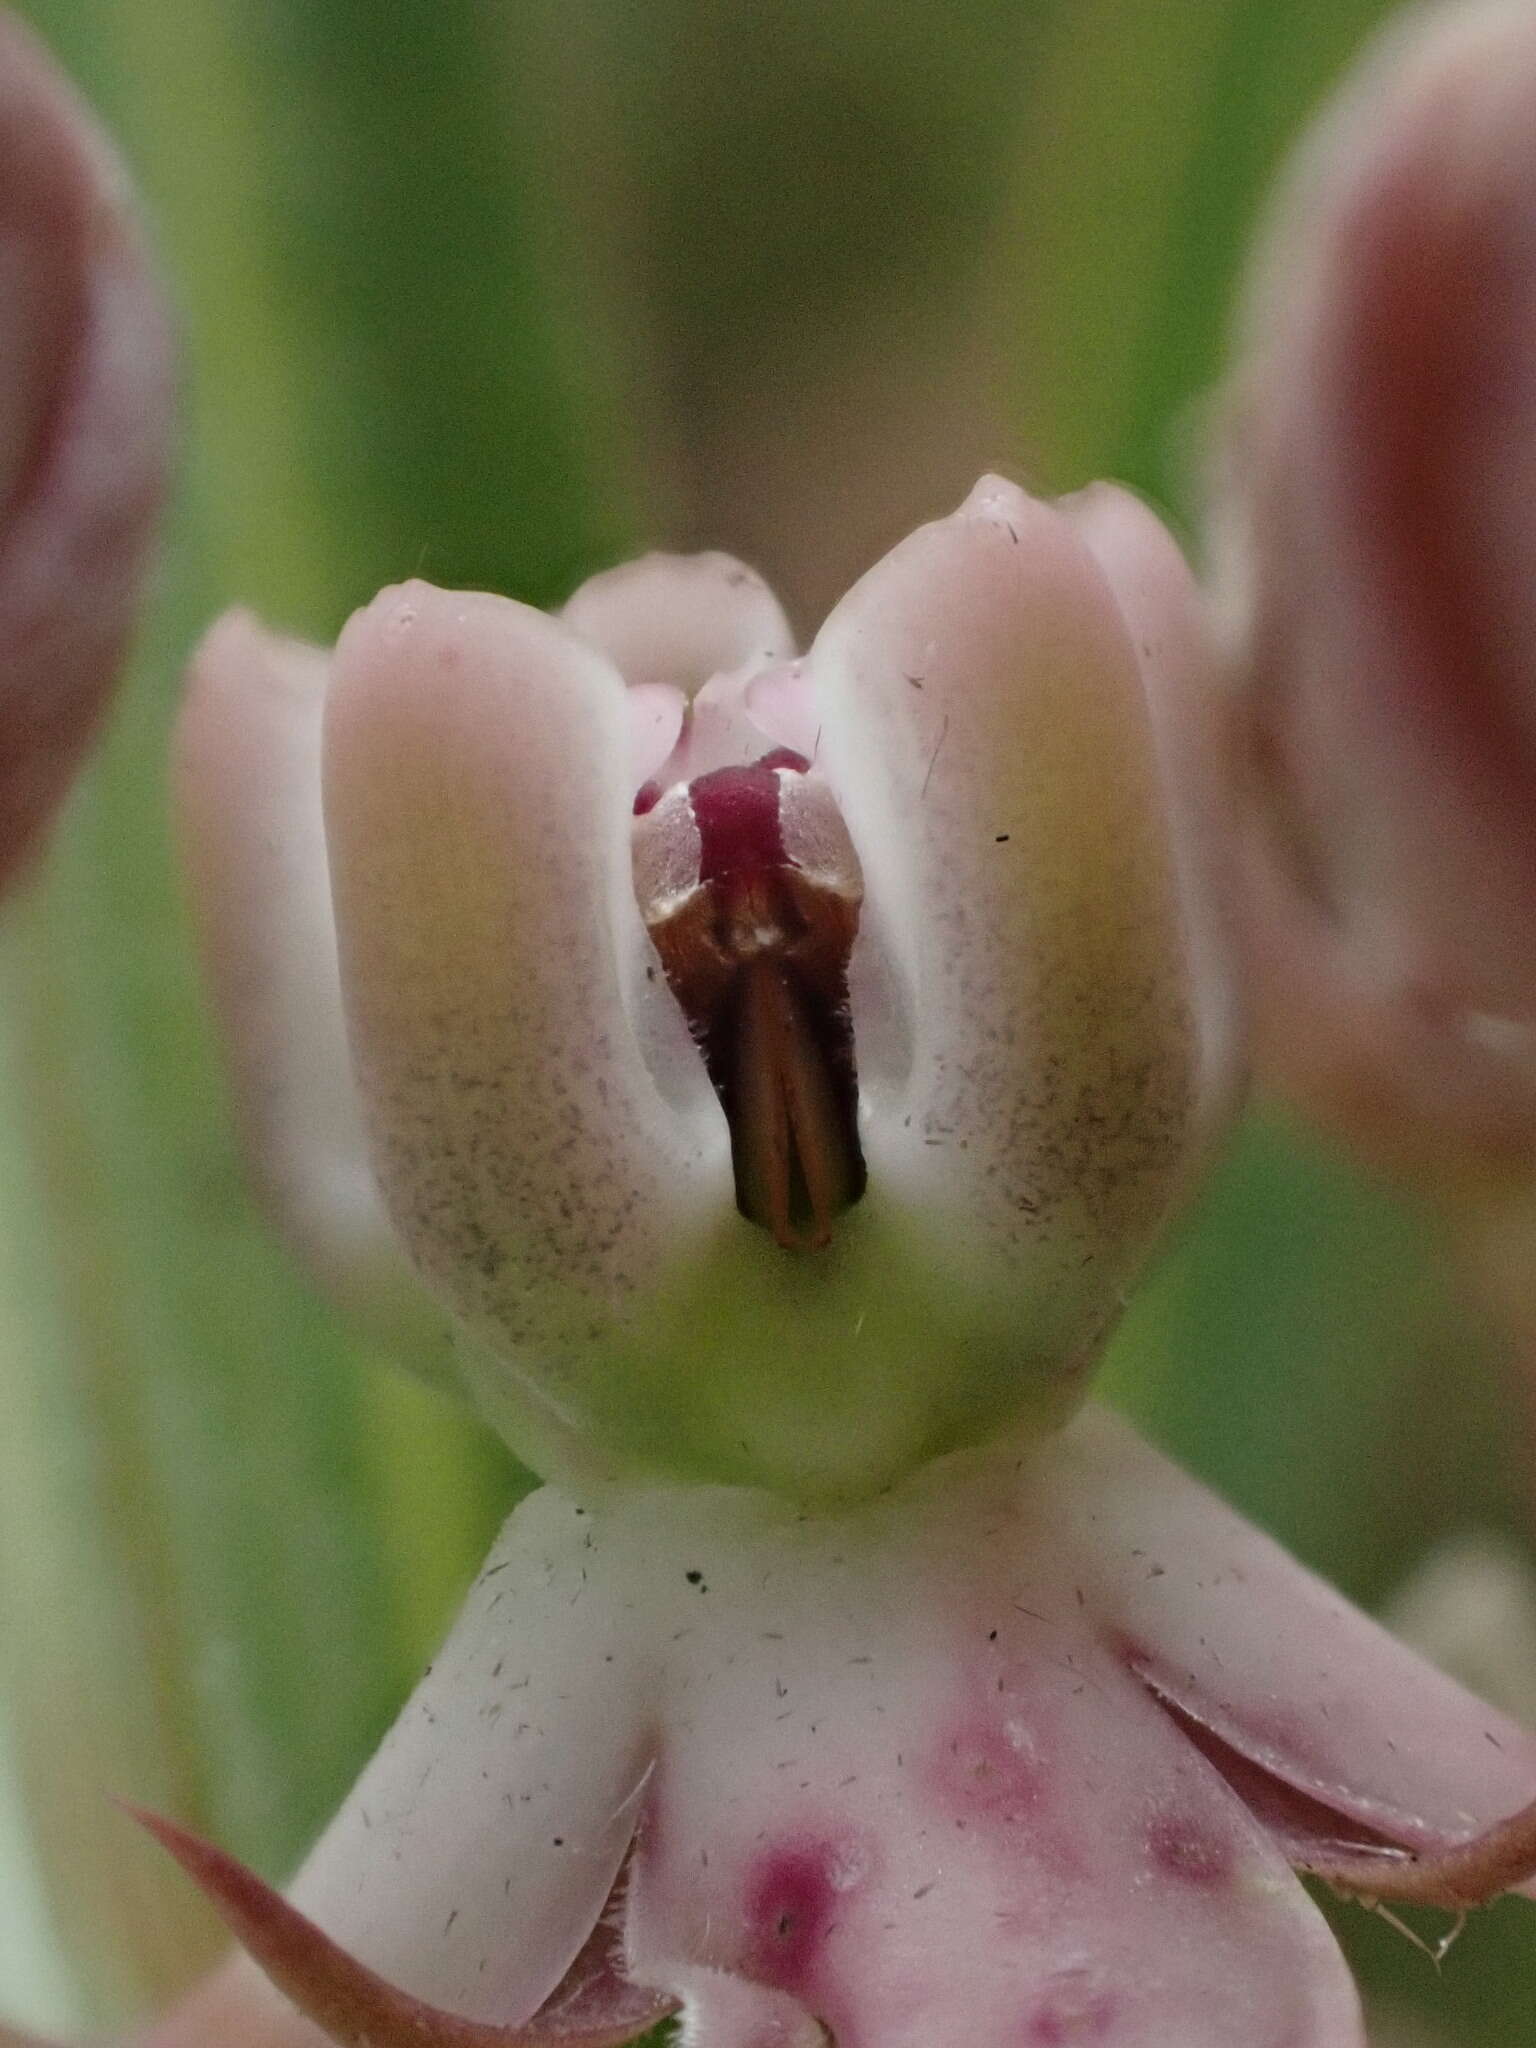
757 746 811 775
1146 1810 1232 1887
742 1837 861 1998
1027 1967 1117 2043
927 1711 1046 1827
633 779 662 816
689 762 788 884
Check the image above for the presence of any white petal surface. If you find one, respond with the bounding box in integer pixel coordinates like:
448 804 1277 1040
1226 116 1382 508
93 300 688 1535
287 1493 652 2025
624 681 686 789
176 612 447 1373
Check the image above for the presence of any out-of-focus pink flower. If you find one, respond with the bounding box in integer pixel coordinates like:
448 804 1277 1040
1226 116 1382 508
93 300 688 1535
1209 0 1536 1188
0 13 173 888
112 479 1536 2048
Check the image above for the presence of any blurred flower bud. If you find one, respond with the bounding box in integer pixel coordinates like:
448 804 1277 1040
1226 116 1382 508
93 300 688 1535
1210 0 1536 1188
1383 1529 1536 1725
0 15 174 888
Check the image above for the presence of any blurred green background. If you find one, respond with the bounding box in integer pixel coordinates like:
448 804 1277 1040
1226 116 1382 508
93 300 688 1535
0 1 1532 2042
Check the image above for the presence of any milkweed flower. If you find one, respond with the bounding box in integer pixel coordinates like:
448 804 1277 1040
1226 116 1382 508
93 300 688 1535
0 13 173 889
178 475 1224 1504
115 475 1536 2048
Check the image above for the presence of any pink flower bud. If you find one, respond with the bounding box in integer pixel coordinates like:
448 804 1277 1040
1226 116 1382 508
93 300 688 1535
1211 0 1536 1179
0 16 173 887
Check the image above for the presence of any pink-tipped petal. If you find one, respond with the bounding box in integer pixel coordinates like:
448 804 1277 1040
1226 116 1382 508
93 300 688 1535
1233 788 1536 1189
1053 1409 1536 1902
175 611 447 1370
286 1493 655 2026
0 14 174 886
623 680 686 789
1061 483 1242 1153
673 666 776 782
809 476 1199 1378
323 581 731 1480
562 552 793 695
744 661 821 765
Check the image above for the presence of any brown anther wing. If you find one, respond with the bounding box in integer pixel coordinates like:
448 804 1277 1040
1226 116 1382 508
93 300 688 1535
734 957 857 1250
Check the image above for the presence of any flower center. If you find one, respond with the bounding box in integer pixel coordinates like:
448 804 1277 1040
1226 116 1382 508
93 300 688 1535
632 751 866 1250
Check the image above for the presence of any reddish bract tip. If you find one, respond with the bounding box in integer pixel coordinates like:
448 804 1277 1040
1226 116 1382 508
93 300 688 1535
0 17 174 890
129 1805 677 2048
1292 1791 1536 1912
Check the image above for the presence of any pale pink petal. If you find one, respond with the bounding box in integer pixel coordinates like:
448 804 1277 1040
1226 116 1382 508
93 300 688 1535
175 611 449 1372
1052 1408 1536 1884
807 475 1200 1396
744 660 821 763
642 661 811 792
323 582 732 1485
651 1968 823 2048
665 664 771 782
241 1492 649 2032
623 681 685 789
1060 483 1242 1154
0 14 174 886
561 552 793 694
